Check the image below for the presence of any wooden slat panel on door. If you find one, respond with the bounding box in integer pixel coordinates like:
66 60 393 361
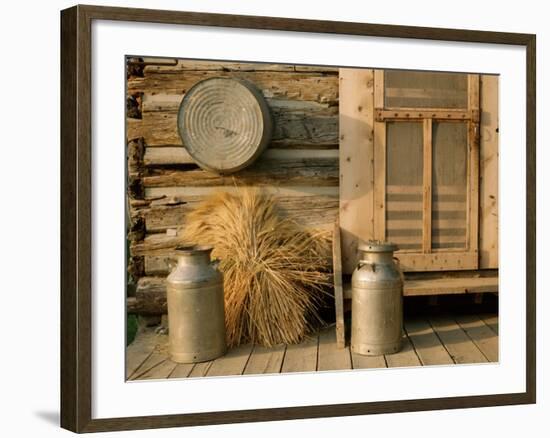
387 201 466 212
373 70 386 242
339 68 375 274
467 74 480 259
383 70 469 109
468 74 481 113
423 118 433 252
395 251 478 272
479 75 499 268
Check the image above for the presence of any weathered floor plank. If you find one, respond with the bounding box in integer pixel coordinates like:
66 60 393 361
318 325 352 371
129 351 168 380
187 361 214 378
351 352 386 369
206 344 254 377
430 315 488 364
455 315 499 362
168 362 195 379
126 329 157 379
139 358 178 380
385 335 422 368
405 318 454 366
244 344 286 375
127 313 499 379
281 334 318 373
478 313 499 335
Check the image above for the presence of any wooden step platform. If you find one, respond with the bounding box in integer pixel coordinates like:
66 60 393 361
128 273 498 314
126 312 498 380
343 275 498 299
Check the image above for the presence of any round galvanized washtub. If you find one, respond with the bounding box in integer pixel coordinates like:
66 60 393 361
177 77 272 174
351 241 403 356
166 245 226 363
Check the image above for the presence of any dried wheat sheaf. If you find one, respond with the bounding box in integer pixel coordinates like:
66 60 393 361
178 188 332 347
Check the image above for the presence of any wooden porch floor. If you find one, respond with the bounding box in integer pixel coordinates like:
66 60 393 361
126 312 498 381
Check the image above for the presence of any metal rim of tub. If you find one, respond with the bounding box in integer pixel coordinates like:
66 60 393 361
177 77 272 174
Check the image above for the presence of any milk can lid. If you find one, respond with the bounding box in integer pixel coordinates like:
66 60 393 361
358 240 398 253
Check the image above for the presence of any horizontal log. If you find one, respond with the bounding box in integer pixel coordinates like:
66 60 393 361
128 71 339 104
131 277 168 315
135 191 338 233
130 234 182 256
136 203 193 233
127 297 139 313
128 100 338 148
128 138 145 171
140 59 339 74
128 255 145 279
144 185 339 199
143 61 295 73
144 256 175 276
129 213 336 256
143 147 194 166
143 147 338 167
142 155 339 187
141 94 338 114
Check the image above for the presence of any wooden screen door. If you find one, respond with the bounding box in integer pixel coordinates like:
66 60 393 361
373 70 480 271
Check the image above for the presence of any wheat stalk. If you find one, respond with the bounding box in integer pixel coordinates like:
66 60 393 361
178 188 332 347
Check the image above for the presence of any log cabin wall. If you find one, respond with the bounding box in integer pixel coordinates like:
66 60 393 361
126 58 340 313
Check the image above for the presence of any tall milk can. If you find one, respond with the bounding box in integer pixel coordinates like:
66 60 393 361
351 241 403 356
166 245 226 363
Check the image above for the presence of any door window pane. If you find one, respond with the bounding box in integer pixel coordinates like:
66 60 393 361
386 122 423 250
384 71 468 109
431 122 468 250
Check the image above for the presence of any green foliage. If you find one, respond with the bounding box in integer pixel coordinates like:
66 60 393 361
126 314 138 346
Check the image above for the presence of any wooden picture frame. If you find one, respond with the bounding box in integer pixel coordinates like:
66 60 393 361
60 4 536 433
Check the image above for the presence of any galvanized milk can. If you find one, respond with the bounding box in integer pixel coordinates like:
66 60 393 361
351 241 403 356
166 245 226 363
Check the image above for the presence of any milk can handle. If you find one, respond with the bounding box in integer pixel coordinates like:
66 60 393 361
167 257 177 271
393 257 405 283
211 258 221 270
357 260 376 272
